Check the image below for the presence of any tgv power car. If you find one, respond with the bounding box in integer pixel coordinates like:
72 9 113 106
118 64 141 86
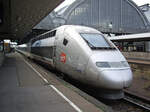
17 25 133 99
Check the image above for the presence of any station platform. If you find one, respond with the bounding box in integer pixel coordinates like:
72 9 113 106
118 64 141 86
126 58 150 99
0 52 105 112
127 58 150 65
0 52 4 66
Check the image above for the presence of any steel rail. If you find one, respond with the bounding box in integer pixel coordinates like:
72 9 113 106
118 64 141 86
123 95 150 111
124 90 150 104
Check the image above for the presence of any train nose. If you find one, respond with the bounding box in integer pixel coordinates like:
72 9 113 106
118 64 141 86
98 68 133 90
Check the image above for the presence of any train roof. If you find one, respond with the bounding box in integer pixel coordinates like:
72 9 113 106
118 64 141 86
61 25 100 34
32 25 101 41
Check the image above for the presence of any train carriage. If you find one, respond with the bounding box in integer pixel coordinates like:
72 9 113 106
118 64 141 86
17 25 133 99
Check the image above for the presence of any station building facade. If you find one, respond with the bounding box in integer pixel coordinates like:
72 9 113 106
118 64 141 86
35 0 150 34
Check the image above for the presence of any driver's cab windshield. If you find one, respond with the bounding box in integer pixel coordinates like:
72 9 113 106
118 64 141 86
80 33 115 49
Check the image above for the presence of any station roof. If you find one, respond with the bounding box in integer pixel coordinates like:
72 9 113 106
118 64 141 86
35 0 150 34
0 0 63 40
109 33 150 42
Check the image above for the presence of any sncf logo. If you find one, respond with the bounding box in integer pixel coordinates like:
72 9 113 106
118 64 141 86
60 52 66 63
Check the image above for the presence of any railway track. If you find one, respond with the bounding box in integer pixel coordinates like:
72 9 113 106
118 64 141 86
124 90 150 111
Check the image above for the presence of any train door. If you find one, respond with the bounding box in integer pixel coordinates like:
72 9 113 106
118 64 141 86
53 29 73 74
53 30 65 72
52 45 56 67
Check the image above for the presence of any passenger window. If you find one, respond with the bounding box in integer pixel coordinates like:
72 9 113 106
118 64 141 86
63 38 68 46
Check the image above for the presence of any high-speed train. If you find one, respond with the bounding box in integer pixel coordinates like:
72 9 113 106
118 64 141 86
17 25 133 99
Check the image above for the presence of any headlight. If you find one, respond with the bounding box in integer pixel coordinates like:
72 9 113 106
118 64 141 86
96 62 111 68
96 61 129 68
121 61 129 67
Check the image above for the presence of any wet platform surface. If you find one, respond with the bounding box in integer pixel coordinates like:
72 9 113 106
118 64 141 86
0 53 103 112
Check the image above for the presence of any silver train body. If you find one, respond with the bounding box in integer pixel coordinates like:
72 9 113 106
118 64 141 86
17 25 133 99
